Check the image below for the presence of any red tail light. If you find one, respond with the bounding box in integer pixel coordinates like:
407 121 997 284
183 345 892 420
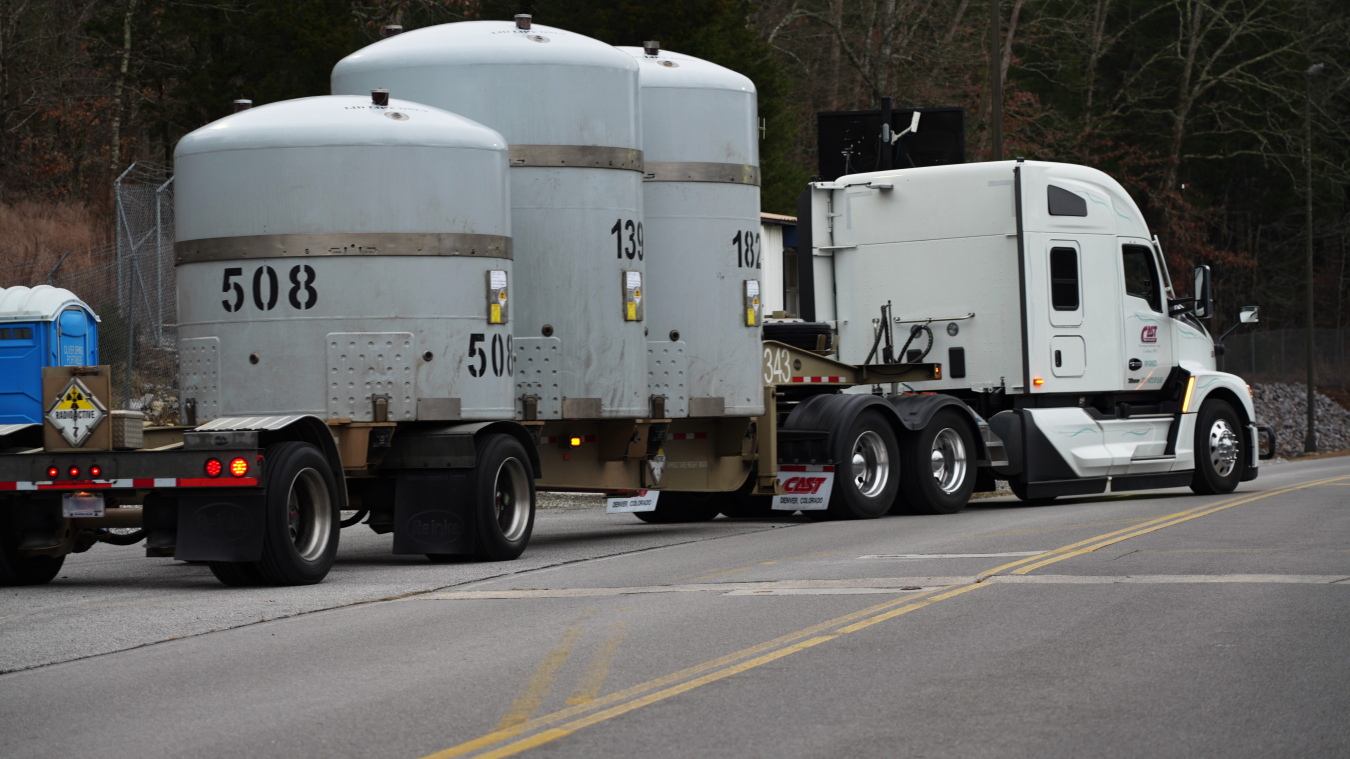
47 466 59 479
89 465 102 478
229 458 248 477
204 458 223 477
68 466 80 479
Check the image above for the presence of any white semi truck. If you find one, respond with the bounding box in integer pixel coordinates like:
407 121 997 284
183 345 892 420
0 18 1271 588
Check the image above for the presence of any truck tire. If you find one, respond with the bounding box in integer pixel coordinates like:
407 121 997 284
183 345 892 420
827 410 899 519
763 322 834 351
634 492 723 523
0 504 64 586
472 433 536 561
209 441 340 586
899 409 976 514
1190 399 1244 495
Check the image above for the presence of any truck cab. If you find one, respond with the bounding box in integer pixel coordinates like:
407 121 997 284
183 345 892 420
801 159 1270 500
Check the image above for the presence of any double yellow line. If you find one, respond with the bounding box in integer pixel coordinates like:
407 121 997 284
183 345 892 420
979 473 1350 578
425 473 1350 759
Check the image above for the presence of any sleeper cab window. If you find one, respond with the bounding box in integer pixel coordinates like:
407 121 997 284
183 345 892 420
1047 185 1087 216
1121 244 1162 312
1049 247 1080 311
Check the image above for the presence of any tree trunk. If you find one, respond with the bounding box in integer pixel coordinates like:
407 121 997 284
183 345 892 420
108 0 139 174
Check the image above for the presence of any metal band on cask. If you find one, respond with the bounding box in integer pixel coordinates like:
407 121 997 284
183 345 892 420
508 145 644 173
643 162 760 186
175 232 513 265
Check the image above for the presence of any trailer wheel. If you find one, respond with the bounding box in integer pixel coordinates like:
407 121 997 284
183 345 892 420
634 492 723 523
0 504 64 586
1190 399 1244 495
472 434 536 561
209 441 340 586
827 410 899 519
899 409 976 514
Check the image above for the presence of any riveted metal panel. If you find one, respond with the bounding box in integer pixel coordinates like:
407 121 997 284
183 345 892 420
646 341 687 418
327 332 415 422
180 337 221 423
514 336 562 420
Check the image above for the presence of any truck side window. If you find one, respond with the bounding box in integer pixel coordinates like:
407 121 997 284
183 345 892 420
1122 245 1161 312
1049 247 1079 311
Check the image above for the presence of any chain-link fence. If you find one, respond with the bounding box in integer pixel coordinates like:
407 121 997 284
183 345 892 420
0 162 179 422
1219 328 1349 389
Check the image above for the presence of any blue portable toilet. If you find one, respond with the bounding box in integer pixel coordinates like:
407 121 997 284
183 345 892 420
0 285 100 425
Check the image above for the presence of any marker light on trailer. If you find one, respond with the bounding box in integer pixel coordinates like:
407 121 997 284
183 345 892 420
1033 378 1044 387
229 458 249 477
89 465 102 478
68 466 80 478
569 437 583 447
47 466 59 479
1182 376 1197 413
204 458 223 478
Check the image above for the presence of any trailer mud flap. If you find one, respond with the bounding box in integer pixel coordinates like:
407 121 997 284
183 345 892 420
772 465 835 510
392 471 476 556
175 495 265 562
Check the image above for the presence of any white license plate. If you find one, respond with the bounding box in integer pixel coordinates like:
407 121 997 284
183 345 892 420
62 492 105 518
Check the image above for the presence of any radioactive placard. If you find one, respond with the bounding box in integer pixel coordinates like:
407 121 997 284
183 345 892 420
45 377 108 447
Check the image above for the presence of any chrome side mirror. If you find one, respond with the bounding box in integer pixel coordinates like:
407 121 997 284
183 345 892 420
1192 266 1213 319
1239 306 1259 324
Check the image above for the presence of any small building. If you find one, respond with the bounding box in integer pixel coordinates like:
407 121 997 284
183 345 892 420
0 286 101 425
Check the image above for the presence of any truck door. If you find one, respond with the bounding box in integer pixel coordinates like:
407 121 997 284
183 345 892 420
1105 242 1177 469
1119 242 1174 390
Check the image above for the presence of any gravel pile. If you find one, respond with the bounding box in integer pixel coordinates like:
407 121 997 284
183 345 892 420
1252 383 1350 457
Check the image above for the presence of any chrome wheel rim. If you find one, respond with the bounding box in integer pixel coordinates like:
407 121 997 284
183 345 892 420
287 468 332 562
494 457 532 542
930 428 968 494
1209 419 1239 477
851 430 891 498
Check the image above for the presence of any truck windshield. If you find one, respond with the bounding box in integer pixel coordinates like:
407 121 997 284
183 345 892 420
1122 245 1161 312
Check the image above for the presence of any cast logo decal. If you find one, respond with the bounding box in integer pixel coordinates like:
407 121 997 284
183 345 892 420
782 476 829 494
1140 326 1158 344
1129 358 1143 371
45 378 107 447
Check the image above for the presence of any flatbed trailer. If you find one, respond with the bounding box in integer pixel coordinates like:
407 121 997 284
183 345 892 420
1 343 980 587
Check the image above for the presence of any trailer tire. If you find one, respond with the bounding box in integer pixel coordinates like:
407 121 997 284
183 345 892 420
209 561 266 586
827 410 900 519
1190 399 1244 495
210 441 340 587
0 506 64 586
634 492 723 523
898 409 976 515
472 434 536 561
719 467 775 519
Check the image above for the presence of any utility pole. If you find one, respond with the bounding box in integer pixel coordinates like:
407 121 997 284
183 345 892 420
1304 63 1324 453
989 0 1003 160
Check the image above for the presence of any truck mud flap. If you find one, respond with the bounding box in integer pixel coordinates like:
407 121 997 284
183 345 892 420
175 495 265 562
392 471 476 556
1110 472 1192 492
1025 478 1107 500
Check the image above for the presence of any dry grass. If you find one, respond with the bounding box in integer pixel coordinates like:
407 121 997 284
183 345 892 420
0 201 110 284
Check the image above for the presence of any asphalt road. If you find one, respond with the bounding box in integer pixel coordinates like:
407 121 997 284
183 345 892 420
2 456 1348 758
